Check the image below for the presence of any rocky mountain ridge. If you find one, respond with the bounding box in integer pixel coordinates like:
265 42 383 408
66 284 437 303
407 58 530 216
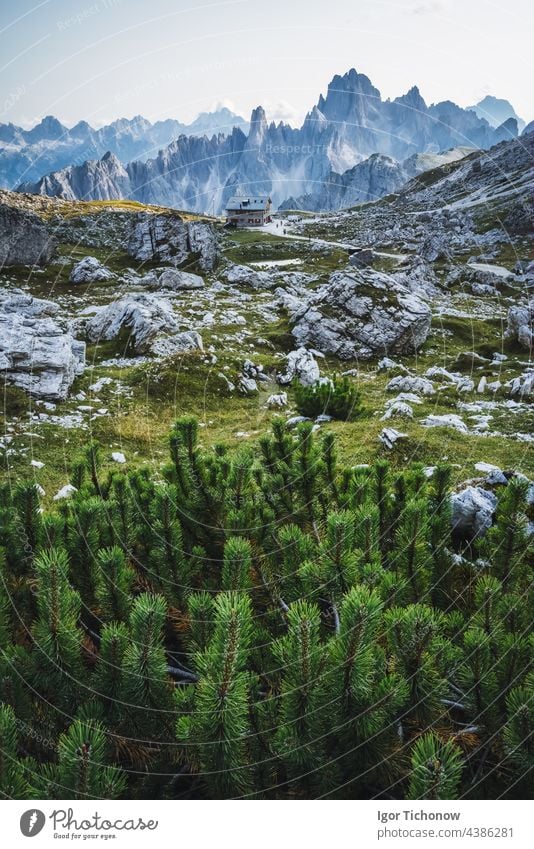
0 108 249 190
15 68 526 214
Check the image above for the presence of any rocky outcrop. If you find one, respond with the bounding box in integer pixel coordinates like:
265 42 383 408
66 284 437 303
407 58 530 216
290 268 431 359
127 213 219 271
85 293 202 356
69 256 114 284
505 300 533 350
0 203 55 266
0 290 85 399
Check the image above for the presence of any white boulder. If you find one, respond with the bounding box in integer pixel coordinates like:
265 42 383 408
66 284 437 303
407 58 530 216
69 256 114 284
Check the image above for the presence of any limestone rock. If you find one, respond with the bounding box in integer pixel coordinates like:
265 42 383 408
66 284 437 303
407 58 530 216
379 428 407 450
0 289 85 400
69 256 114 284
266 392 288 408
127 213 219 271
277 348 321 386
155 269 205 290
421 414 468 433
85 293 193 356
386 375 435 395
290 268 431 359
349 248 375 268
224 263 274 290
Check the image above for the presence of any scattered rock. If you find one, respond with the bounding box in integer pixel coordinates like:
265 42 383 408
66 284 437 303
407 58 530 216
474 462 508 485
386 375 435 395
53 484 78 501
111 452 126 464
381 400 414 420
378 357 407 372
223 263 274 289
421 414 468 433
505 300 533 350
266 392 288 408
379 428 407 450
69 256 114 284
86 294 182 355
0 291 85 400
154 269 204 290
127 213 219 271
348 248 375 268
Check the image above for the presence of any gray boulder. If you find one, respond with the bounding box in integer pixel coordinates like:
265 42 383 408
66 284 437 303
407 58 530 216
451 486 498 539
127 213 219 271
0 291 85 399
69 256 114 284
386 375 435 395
290 268 431 359
224 263 274 289
187 221 220 272
155 269 204 290
85 293 200 357
0 203 55 266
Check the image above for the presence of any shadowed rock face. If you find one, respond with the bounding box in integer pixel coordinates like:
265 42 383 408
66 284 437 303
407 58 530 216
0 203 56 266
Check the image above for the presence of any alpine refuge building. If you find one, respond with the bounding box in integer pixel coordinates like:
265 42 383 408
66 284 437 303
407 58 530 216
225 196 272 227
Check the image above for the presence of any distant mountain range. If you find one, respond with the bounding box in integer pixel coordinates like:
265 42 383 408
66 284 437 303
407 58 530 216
468 96 525 132
0 108 249 189
12 69 528 214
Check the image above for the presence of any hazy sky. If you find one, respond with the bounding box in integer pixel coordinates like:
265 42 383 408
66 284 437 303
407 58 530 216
1 0 533 128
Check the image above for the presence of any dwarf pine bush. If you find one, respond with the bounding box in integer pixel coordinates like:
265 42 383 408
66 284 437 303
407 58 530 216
294 374 362 420
0 416 531 799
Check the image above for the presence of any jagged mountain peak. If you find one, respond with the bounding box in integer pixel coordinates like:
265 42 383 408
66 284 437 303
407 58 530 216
394 85 427 112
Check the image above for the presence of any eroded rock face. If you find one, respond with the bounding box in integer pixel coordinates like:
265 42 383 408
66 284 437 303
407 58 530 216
451 486 498 540
290 268 431 359
505 300 533 350
85 293 202 356
0 203 55 266
0 290 85 399
69 256 114 284
127 213 219 271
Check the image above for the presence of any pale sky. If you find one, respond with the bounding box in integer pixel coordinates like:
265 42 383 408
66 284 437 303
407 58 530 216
1 0 533 129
